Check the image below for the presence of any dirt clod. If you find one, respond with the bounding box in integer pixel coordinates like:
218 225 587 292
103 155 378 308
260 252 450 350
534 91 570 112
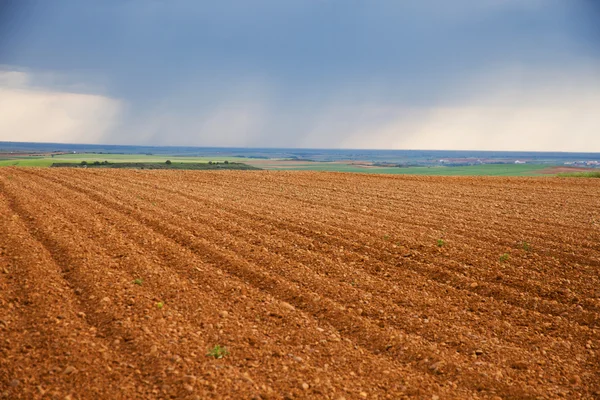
184 384 194 392
569 375 582 385
63 366 77 375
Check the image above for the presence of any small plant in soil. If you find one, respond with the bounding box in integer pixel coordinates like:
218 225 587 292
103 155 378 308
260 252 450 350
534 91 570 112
384 234 390 240
156 301 164 309
133 278 143 285
436 239 445 247
521 241 531 251
207 345 229 359
499 253 510 263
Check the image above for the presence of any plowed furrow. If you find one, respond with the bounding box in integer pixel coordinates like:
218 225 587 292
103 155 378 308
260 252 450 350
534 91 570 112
31 167 599 360
167 171 599 253
235 179 600 266
56 169 599 323
2 168 598 399
2 170 461 398
16 170 514 397
107 170 600 293
2 173 438 398
0 190 142 399
19 169 588 397
31 170 584 335
58 169 600 336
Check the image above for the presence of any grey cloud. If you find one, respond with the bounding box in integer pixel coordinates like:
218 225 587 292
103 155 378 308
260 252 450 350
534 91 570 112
1 0 599 149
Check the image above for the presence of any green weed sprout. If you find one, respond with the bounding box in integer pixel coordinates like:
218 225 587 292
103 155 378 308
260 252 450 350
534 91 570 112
207 345 229 359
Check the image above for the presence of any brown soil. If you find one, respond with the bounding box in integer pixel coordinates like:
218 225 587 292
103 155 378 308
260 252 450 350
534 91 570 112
538 166 597 174
244 160 317 166
0 168 599 399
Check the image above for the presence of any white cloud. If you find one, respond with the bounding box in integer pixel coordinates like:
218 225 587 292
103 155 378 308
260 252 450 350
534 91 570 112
302 67 600 152
0 70 30 88
0 68 122 144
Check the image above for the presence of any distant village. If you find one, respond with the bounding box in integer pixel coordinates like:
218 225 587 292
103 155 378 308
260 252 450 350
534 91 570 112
434 158 600 168
563 160 600 167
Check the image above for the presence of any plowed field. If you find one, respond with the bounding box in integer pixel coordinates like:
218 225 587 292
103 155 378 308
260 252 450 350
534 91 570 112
1 168 599 399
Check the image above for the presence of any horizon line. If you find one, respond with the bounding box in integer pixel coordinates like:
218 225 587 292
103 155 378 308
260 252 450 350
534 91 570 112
2 140 600 155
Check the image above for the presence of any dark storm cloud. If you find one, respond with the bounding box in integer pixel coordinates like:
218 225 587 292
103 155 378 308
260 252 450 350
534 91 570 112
1 0 599 150
3 1 596 96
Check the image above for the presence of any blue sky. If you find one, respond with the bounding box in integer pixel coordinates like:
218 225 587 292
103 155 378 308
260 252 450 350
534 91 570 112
1 0 599 150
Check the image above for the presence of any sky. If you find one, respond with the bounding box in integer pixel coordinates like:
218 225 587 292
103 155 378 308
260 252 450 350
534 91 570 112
1 0 599 151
